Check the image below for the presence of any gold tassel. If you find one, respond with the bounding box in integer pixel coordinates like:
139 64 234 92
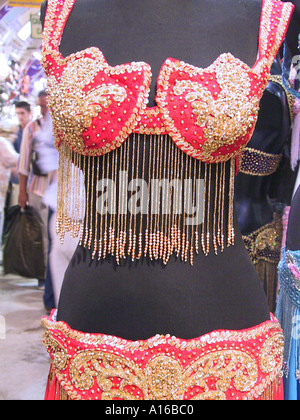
227 158 235 247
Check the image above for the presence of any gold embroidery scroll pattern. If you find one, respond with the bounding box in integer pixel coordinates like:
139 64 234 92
46 57 127 152
173 57 261 162
256 227 279 253
70 351 147 400
51 349 263 400
185 350 258 400
69 351 147 400
42 330 69 371
260 332 284 375
43 331 82 400
249 331 285 400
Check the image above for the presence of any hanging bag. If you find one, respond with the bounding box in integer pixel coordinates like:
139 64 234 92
3 205 46 279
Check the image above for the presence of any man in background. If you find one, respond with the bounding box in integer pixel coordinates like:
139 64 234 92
18 91 58 300
6 101 32 208
13 101 32 154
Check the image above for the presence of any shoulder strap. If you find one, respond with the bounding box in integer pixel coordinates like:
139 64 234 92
42 0 76 54
255 0 294 71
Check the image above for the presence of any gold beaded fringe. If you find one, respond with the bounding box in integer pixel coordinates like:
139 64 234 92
56 134 235 265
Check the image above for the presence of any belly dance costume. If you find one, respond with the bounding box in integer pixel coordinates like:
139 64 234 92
242 212 283 314
240 76 295 314
41 0 294 400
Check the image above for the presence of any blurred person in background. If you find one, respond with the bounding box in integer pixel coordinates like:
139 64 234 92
7 101 32 208
18 91 57 292
14 101 32 154
43 173 80 309
0 136 19 250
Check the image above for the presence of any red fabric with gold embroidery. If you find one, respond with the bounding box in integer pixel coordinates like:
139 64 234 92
42 0 294 163
42 311 284 401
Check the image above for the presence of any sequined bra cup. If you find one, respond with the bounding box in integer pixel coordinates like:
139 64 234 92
42 0 294 265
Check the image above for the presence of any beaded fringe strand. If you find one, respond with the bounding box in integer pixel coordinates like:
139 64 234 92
56 134 235 265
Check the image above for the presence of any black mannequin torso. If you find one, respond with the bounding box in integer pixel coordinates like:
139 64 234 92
41 0 271 339
286 185 300 251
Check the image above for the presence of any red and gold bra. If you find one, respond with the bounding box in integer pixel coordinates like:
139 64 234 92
42 0 294 265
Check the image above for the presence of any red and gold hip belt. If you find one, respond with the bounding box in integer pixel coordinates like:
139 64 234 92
42 311 284 400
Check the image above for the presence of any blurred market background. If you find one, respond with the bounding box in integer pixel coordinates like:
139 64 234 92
0 0 45 123
0 1 50 401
